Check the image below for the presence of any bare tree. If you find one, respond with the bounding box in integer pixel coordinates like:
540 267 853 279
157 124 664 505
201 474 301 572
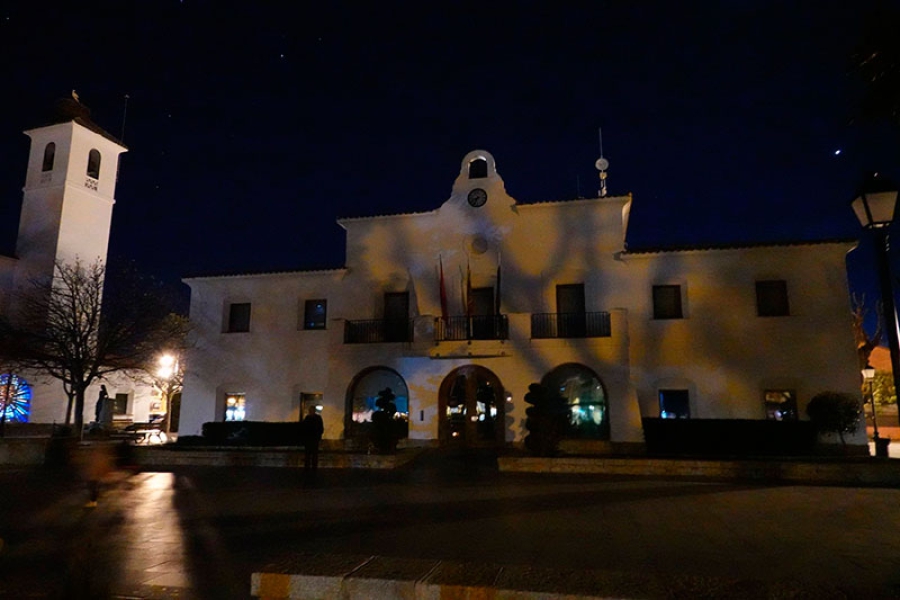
852 293 883 372
851 4 900 126
0 259 188 435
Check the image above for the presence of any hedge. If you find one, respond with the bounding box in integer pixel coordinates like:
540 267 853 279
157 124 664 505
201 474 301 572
642 418 818 457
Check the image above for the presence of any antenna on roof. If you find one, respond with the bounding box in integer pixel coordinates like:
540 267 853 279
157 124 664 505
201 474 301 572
116 94 130 184
595 126 609 197
120 94 130 142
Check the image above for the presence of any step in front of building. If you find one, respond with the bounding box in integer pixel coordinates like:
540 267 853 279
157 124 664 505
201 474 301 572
250 553 885 600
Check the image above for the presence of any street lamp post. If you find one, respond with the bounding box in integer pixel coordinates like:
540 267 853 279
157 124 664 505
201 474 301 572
852 174 900 429
157 353 177 435
862 365 890 456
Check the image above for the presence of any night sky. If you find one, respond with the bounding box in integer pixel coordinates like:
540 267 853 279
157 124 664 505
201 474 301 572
1 2 899 301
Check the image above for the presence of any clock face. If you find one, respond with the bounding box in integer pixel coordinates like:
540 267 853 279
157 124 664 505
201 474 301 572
467 188 487 207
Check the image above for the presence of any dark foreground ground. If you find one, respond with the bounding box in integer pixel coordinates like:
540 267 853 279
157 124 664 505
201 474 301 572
1 449 899 599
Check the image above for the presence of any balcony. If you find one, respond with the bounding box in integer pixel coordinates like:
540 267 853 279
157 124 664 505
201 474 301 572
531 312 611 339
344 319 414 344
434 315 509 342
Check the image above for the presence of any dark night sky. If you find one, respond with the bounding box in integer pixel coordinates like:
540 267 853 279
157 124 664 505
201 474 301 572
1 2 899 300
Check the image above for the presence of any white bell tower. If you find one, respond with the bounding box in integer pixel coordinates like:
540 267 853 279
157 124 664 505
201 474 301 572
15 96 127 286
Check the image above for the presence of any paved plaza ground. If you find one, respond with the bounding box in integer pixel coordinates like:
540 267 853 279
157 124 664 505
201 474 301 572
1 450 899 598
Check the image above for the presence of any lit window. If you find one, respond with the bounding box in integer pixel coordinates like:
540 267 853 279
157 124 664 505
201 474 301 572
225 393 246 421
42 143 55 172
227 302 251 332
764 390 797 421
652 285 683 319
468 158 488 179
87 149 101 179
303 299 327 330
756 280 789 317
541 363 609 440
659 389 690 419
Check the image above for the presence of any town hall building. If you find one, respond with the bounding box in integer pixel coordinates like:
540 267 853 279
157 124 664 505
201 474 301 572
179 150 863 449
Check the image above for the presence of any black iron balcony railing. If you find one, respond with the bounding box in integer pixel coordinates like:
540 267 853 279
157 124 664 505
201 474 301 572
434 315 509 342
531 312 611 339
344 319 414 344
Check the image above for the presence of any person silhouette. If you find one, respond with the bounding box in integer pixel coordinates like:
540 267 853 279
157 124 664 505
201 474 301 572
302 405 324 483
95 385 109 426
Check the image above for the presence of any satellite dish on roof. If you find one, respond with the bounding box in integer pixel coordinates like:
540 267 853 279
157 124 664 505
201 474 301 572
595 157 609 171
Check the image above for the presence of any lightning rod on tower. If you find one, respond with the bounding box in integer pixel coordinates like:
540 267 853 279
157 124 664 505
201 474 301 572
595 126 609 197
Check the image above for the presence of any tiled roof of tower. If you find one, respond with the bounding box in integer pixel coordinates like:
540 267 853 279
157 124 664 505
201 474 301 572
37 97 127 148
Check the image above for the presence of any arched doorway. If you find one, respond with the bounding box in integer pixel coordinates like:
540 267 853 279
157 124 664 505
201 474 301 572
345 367 409 441
541 363 609 440
438 366 504 446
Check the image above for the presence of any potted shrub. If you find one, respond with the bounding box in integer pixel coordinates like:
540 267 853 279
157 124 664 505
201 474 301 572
371 387 399 454
524 383 570 457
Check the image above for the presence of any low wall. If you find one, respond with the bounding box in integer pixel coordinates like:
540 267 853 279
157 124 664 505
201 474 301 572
132 447 421 469
0 438 48 466
499 455 900 486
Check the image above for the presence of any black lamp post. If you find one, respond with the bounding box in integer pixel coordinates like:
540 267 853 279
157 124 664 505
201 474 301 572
862 365 890 456
852 173 900 430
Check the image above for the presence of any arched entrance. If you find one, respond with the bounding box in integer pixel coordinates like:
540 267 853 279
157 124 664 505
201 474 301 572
438 366 504 446
345 367 410 441
541 363 609 440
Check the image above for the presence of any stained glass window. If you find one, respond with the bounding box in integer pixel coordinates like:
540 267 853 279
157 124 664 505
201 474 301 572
0 374 31 423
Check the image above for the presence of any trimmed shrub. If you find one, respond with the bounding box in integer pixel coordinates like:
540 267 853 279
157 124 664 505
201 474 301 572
200 421 304 446
642 418 818 456
524 383 570 457
371 387 400 454
806 391 862 445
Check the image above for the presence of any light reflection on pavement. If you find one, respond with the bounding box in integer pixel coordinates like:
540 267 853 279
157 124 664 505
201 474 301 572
0 469 215 599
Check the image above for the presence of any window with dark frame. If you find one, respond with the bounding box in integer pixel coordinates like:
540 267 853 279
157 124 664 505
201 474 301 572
384 292 410 342
659 389 690 419
303 299 327 330
557 283 587 337
756 280 789 316
110 393 128 415
227 302 251 333
652 285 683 319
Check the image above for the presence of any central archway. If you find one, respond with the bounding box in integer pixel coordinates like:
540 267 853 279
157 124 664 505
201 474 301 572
345 367 409 442
438 365 505 446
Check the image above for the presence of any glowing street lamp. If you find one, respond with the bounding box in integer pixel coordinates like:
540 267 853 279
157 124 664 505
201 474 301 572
852 174 900 428
156 352 180 434
157 353 175 380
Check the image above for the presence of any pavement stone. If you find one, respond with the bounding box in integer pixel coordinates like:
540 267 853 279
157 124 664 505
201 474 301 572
4 449 900 599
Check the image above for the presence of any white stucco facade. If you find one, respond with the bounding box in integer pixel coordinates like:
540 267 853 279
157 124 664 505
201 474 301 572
181 150 863 449
0 99 165 428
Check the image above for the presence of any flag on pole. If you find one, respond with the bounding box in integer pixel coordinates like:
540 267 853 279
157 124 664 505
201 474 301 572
495 265 501 315
466 259 474 318
439 256 449 323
